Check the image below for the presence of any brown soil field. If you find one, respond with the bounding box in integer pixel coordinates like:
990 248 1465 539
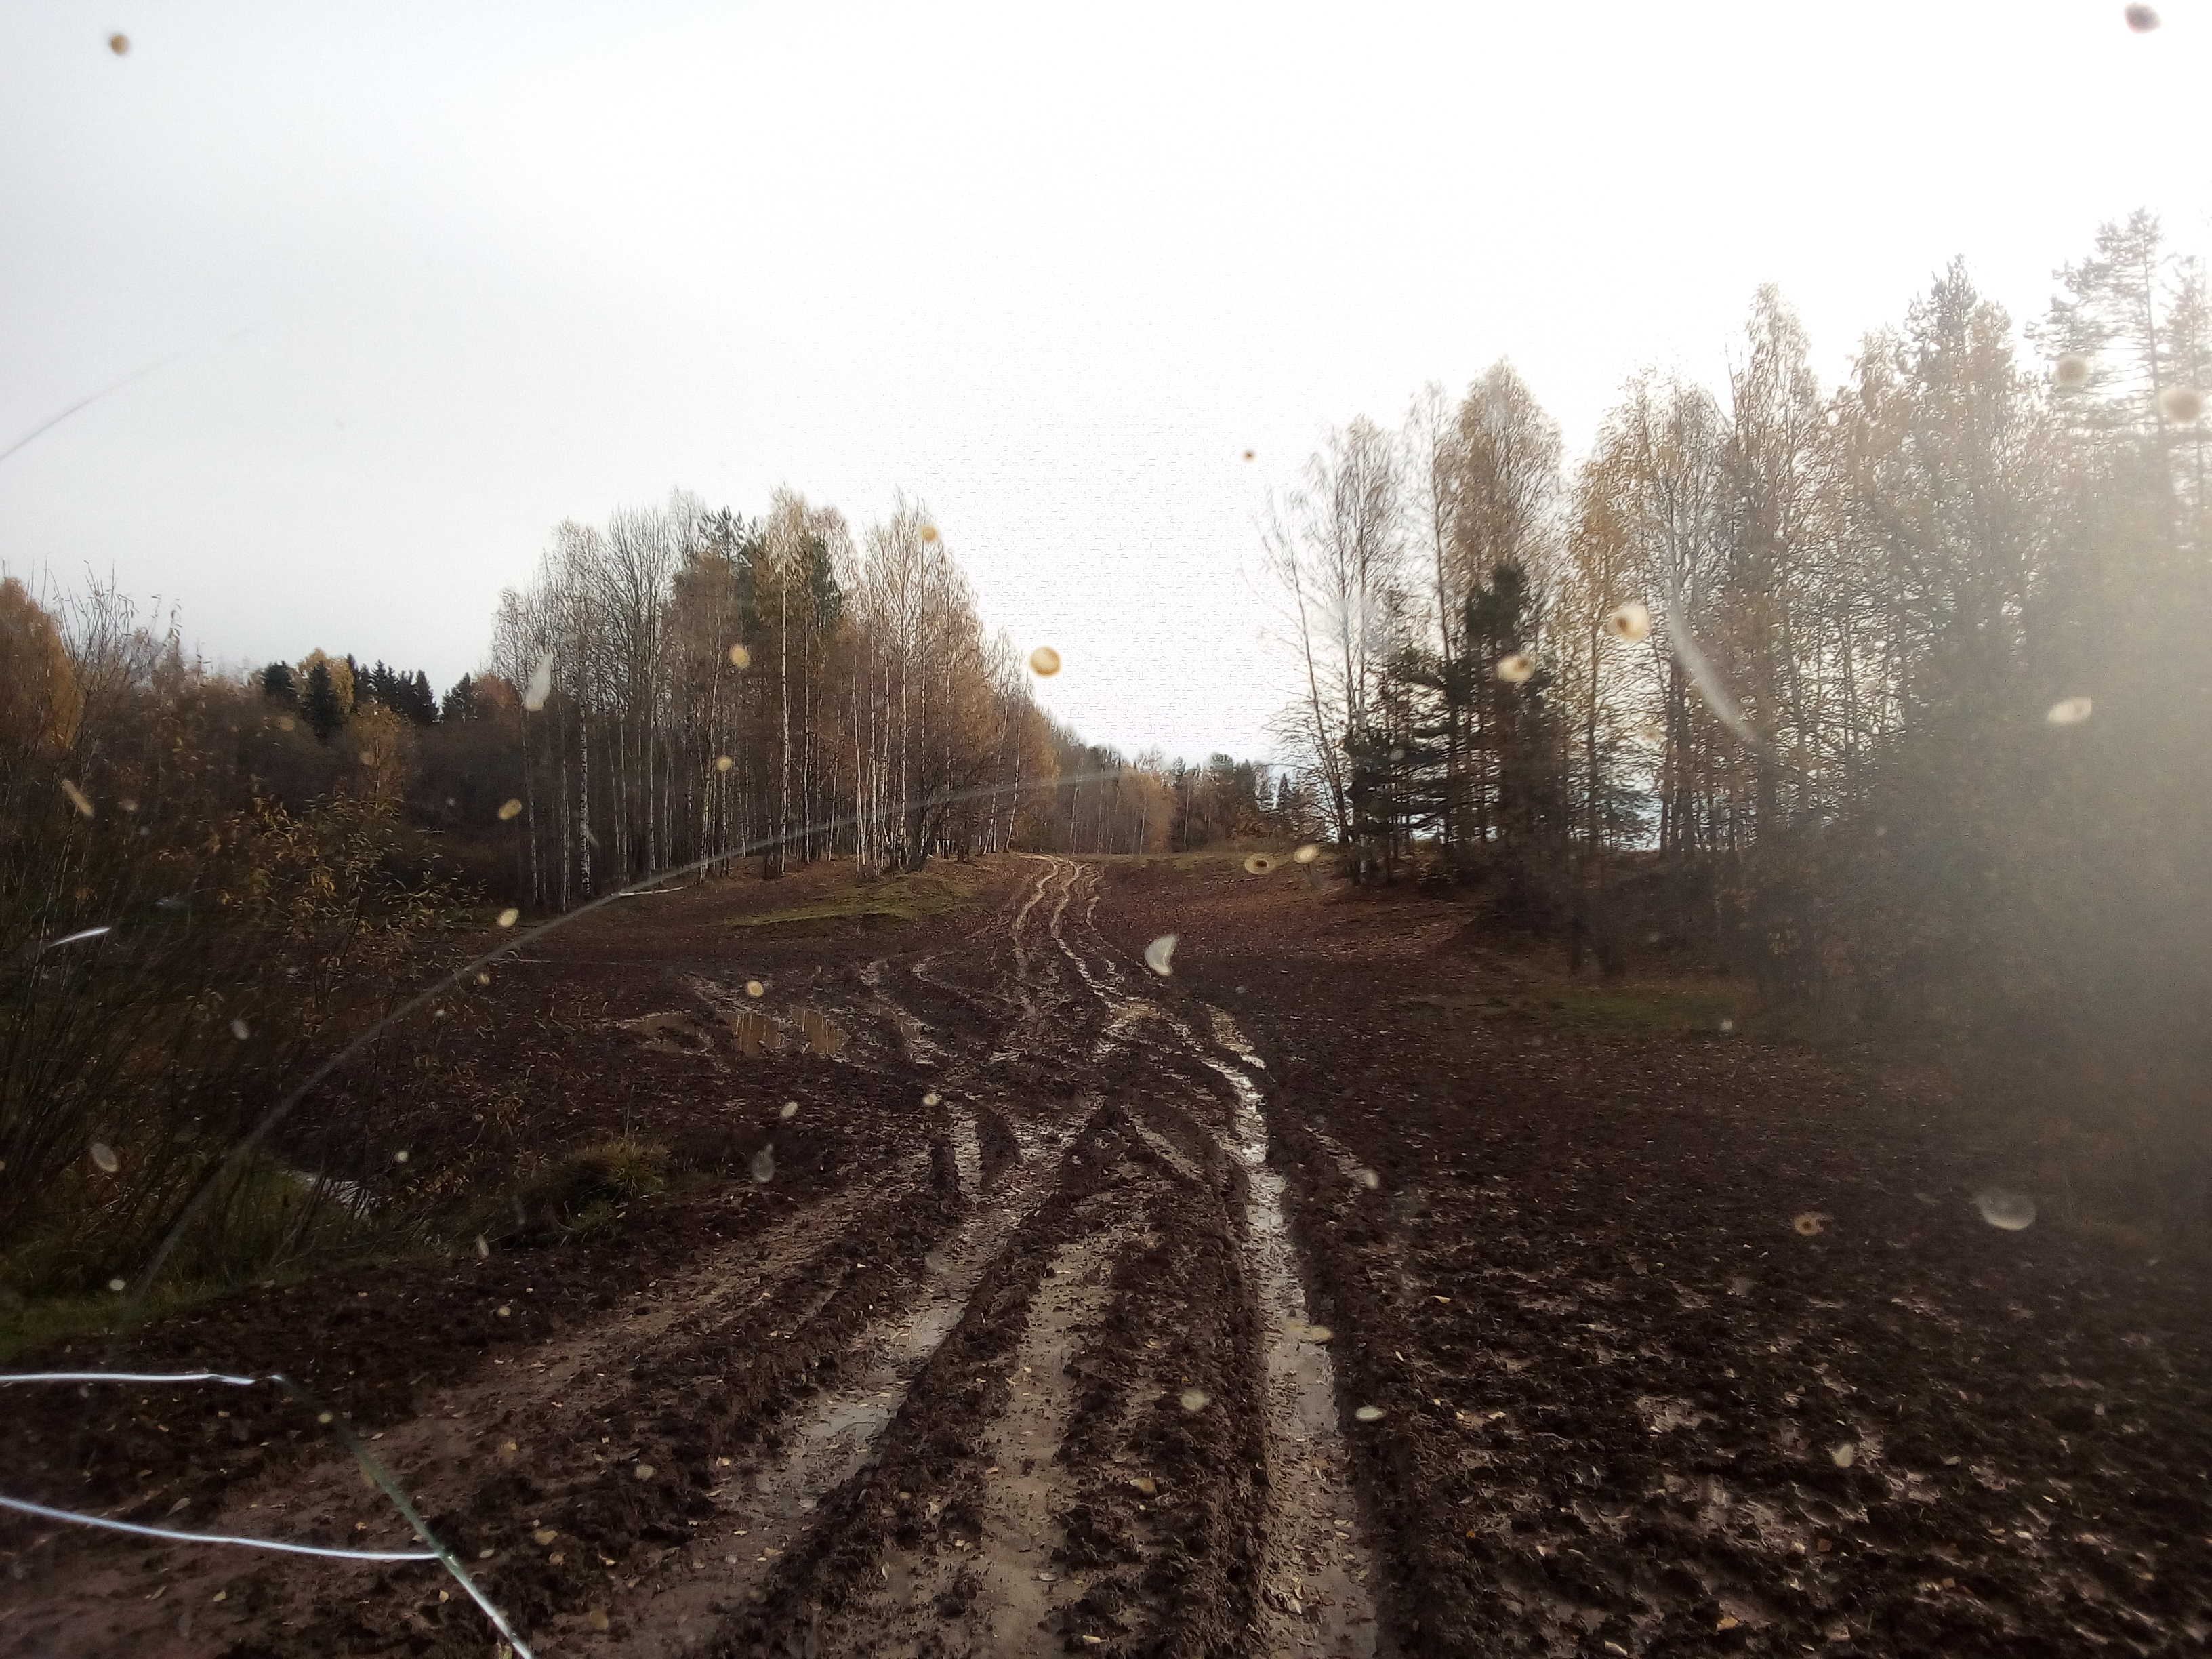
4 853 2209 1658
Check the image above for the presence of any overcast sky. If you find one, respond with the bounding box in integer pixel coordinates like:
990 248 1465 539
1 2 2205 763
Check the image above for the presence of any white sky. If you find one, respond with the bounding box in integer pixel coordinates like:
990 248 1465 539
1 2 2205 764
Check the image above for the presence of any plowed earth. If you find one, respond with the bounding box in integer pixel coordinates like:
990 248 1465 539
5 854 2211 1658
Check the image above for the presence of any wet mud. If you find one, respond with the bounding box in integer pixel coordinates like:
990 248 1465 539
7 852 2209 1657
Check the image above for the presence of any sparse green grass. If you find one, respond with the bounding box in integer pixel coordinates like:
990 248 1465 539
1406 976 1753 1042
728 867 981 931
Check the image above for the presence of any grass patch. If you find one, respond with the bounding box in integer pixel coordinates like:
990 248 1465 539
728 867 980 932
1408 977 1753 1042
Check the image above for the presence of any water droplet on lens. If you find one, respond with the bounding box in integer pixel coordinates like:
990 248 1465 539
1179 1388 1210 1412
60 779 94 817
745 979 764 998
2045 696 2093 726
920 525 939 544
475 1235 490 1256
1793 1212 1825 1235
1292 844 1320 864
1496 653 1535 684
108 1277 127 1292
522 653 553 712
1973 1189 2036 1231
751 1145 776 1183
634 1462 655 1481
497 907 520 928
1029 645 1062 676
497 798 523 821
1354 1404 1386 1422
230 1018 250 1040
394 1149 410 1164
1605 602 1652 642
108 33 129 54
923 1091 942 1106
1242 853 1277 874
1830 1441 1856 1467
727 643 751 668
2158 384 2203 423
780 1101 798 1119
715 755 733 772
89 1141 119 1173
2054 352 2091 390
2125 3 2160 32
1145 935 1178 976
1354 1168 1380 1190
1303 1324 1332 1343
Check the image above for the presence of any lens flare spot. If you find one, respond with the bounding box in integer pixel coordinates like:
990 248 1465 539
1605 602 1652 642
2158 384 2204 423
1029 646 1062 677
1793 1212 1825 1236
2125 3 2160 30
522 652 554 712
1496 653 1536 684
2045 696 2093 726
1354 1404 1386 1422
1974 1189 2037 1231
1145 935 1178 976
1292 843 1320 864
60 779 94 817
1242 853 1277 874
497 798 523 821
497 907 520 928
2054 352 2091 390
1178 1388 1210 1412
727 643 751 668
89 1142 119 1174
751 1145 776 1184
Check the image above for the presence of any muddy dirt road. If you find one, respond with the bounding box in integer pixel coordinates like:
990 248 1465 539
7 853 2212 1657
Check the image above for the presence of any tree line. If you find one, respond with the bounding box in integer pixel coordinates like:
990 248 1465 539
1269 211 2212 1094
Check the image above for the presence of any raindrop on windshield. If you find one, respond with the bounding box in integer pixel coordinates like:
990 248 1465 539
1973 1189 2036 1231
2158 384 2203 424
